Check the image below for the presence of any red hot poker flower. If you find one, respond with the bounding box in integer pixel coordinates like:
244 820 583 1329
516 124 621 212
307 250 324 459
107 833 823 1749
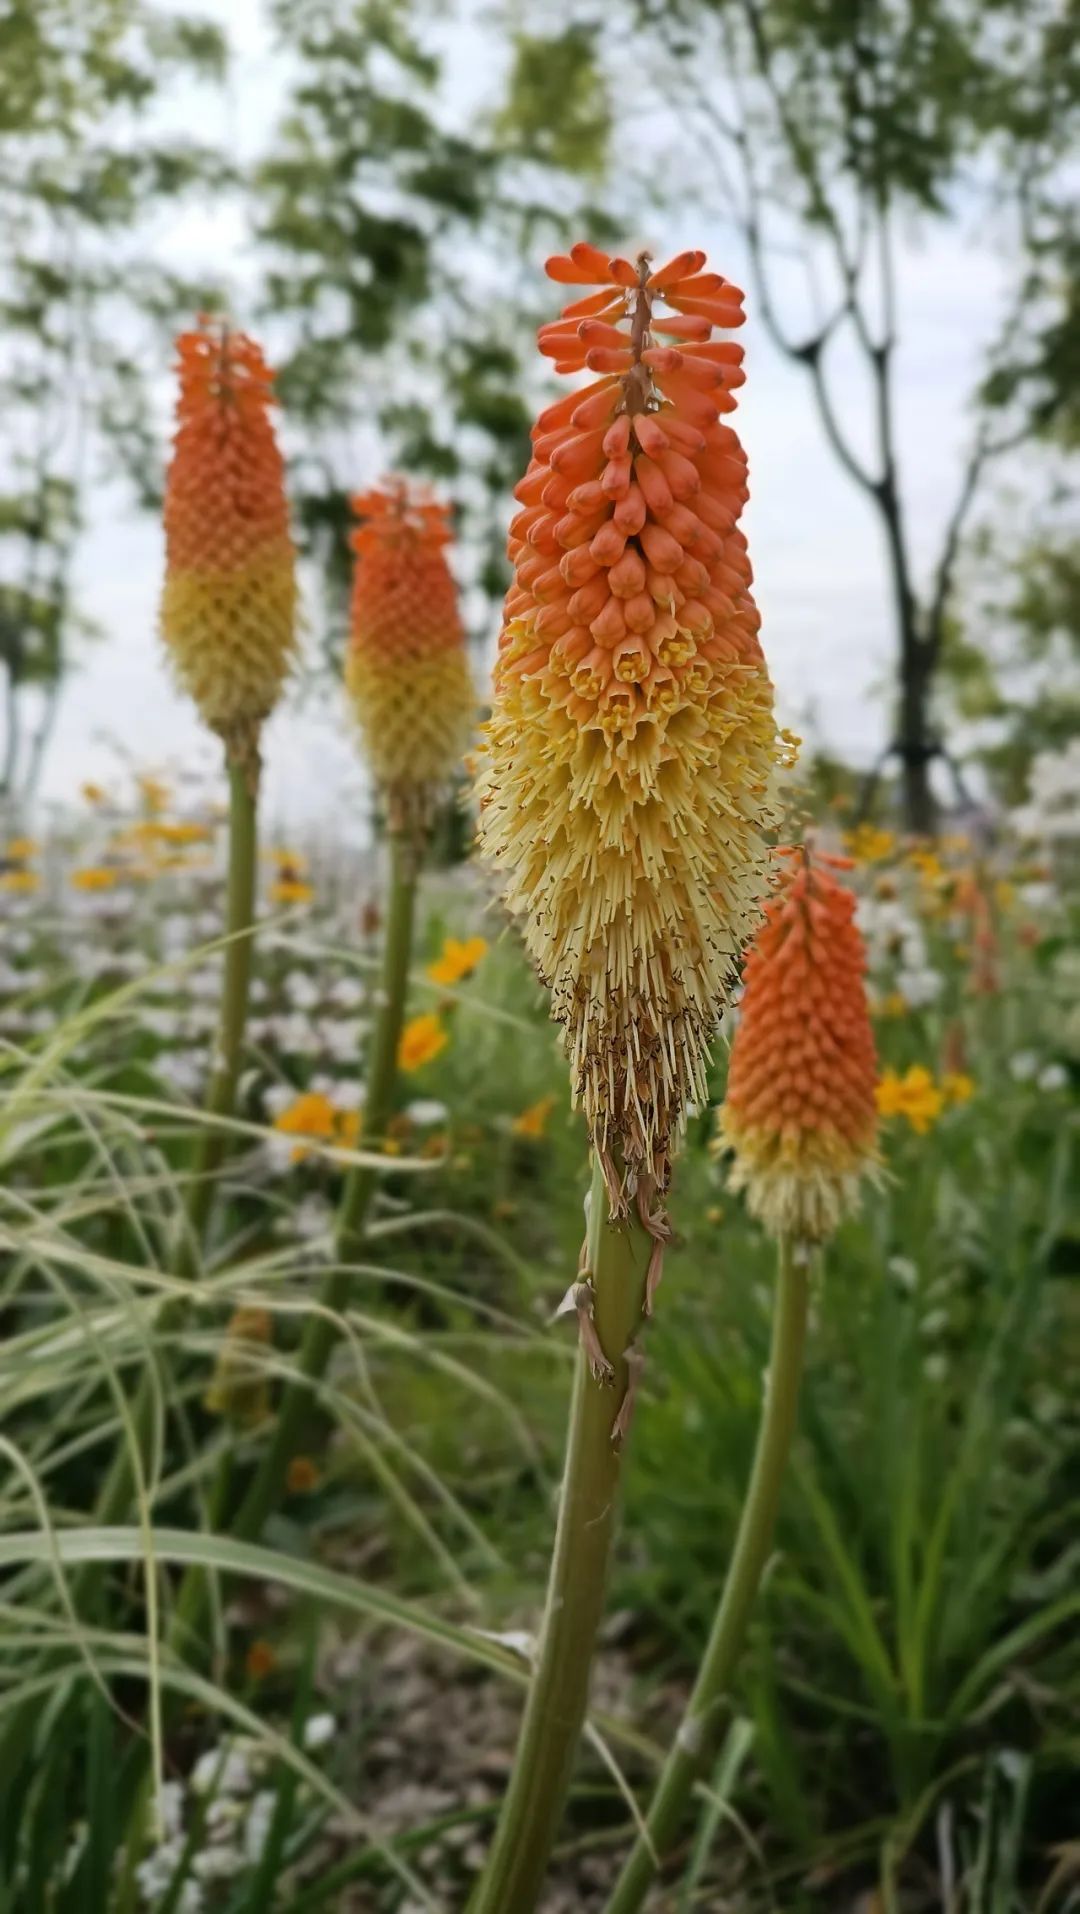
477 243 782 1204
717 848 879 1242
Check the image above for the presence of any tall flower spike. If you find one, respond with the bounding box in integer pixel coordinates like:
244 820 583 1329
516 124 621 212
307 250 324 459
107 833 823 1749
476 244 782 1206
346 483 475 836
717 847 879 1242
160 318 298 771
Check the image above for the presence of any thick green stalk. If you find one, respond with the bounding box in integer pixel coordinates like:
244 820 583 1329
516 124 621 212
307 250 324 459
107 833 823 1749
603 1237 811 1914
467 1154 652 1914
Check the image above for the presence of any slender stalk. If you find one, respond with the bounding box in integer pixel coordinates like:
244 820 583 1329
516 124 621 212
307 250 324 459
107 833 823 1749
177 757 259 1262
88 757 260 1543
603 1236 811 1914
467 1154 652 1914
228 827 419 1543
111 827 423 1869
167 828 420 1661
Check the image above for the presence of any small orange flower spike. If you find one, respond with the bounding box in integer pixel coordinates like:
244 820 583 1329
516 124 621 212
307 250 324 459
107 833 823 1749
345 483 475 835
160 318 298 771
476 244 782 1205
717 848 879 1242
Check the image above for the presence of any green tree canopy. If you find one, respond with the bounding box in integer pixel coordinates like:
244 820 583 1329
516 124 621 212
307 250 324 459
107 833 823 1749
0 0 226 798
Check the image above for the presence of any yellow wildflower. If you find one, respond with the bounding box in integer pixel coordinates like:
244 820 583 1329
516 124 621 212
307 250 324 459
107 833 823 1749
269 877 314 906
336 1108 361 1151
427 935 488 988
272 1091 338 1162
70 866 120 892
137 775 170 815
153 852 210 874
874 991 908 1019
398 1013 448 1073
845 824 895 864
268 847 308 873
512 1094 557 1140
0 869 40 894
81 781 106 804
156 820 213 846
942 1072 974 1105
5 837 38 860
874 1065 945 1135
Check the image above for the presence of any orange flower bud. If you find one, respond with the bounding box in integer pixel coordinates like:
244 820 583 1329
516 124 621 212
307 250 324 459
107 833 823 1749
160 318 297 768
717 849 879 1242
345 482 475 832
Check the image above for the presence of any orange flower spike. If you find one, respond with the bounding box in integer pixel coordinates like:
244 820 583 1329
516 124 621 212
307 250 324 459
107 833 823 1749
160 317 298 769
345 481 475 835
477 246 782 1204
717 849 880 1243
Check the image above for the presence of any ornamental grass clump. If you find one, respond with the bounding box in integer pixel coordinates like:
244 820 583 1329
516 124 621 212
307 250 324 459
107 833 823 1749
469 242 782 1914
346 484 475 836
606 845 878 1914
477 243 780 1213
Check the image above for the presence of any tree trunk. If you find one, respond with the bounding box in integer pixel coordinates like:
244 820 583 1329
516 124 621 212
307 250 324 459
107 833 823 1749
0 665 21 798
876 479 938 836
897 647 937 836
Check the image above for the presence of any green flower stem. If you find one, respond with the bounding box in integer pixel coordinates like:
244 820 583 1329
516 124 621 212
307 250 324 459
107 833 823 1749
166 829 420 1661
109 828 421 1879
177 757 259 1264
467 1153 652 1914
227 828 419 1544
88 757 260 1549
603 1235 811 1914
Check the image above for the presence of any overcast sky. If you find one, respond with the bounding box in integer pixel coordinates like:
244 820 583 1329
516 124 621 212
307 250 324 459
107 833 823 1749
38 0 1018 832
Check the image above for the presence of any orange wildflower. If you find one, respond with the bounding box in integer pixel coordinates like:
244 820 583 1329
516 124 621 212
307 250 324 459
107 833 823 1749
160 317 297 767
397 1012 449 1073
245 1639 277 1681
717 849 878 1242
476 244 781 1203
346 483 475 831
286 1455 320 1495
